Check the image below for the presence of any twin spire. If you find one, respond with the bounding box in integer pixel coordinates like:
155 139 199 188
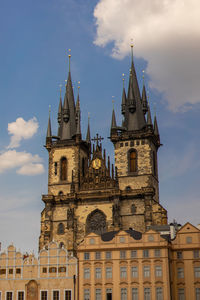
111 45 160 141
46 52 91 144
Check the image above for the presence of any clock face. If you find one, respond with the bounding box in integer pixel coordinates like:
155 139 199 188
92 158 101 169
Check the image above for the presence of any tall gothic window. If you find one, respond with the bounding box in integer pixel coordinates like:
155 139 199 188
129 149 137 172
60 157 67 181
58 223 64 234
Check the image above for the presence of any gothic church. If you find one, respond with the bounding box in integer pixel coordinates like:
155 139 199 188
39 47 167 252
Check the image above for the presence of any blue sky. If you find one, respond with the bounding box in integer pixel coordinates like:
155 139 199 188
0 0 200 253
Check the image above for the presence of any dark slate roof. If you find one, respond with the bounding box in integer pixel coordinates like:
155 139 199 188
125 229 142 240
101 231 119 242
100 229 142 242
161 234 171 242
151 225 170 231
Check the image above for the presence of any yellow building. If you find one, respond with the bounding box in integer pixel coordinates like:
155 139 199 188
0 241 77 300
171 222 200 300
77 229 171 300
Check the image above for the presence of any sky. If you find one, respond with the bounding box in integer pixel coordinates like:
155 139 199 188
0 0 200 253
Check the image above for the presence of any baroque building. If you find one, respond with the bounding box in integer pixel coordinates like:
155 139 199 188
39 47 167 252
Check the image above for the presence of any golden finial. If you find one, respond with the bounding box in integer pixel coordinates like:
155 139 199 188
142 70 145 83
65 79 67 87
112 96 115 109
59 84 62 97
78 81 80 95
122 73 125 88
130 39 134 62
68 49 71 72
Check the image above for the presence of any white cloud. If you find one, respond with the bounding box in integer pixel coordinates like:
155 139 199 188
17 163 44 176
7 117 38 148
0 150 44 175
93 0 200 111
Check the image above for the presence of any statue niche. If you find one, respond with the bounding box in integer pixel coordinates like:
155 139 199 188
86 209 106 235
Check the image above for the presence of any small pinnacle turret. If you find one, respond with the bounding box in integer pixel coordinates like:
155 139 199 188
111 108 117 130
147 103 153 128
86 116 91 144
142 84 148 114
46 109 52 148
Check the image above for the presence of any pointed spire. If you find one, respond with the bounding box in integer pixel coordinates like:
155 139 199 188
111 108 117 128
147 103 153 127
76 88 81 137
86 113 91 143
46 105 52 138
121 73 126 115
142 71 148 114
154 115 159 136
57 85 63 137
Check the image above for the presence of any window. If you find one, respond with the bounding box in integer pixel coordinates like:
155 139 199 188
89 238 95 245
148 235 154 242
58 223 64 234
155 249 161 257
84 289 90 300
84 268 90 279
177 268 184 279
54 162 57 175
132 288 138 300
131 250 137 258
129 150 137 172
41 291 48 300
186 236 192 243
144 288 151 300
95 289 101 300
194 267 200 278
194 250 200 259
42 267 47 273
155 266 162 277
18 292 24 300
177 251 183 259
131 204 136 213
49 267 57 273
120 266 127 278
0 269 6 275
65 291 71 300
60 157 67 181
59 266 66 272
143 249 149 258
178 288 185 300
121 288 127 300
131 266 138 277
6 293 13 300
120 250 126 259
95 267 101 279
120 237 125 243
53 291 59 300
106 289 112 300
16 268 21 274
84 252 90 260
106 251 111 259
196 288 200 300
144 266 150 277
9 269 13 274
106 267 112 279
95 252 101 259
156 287 163 300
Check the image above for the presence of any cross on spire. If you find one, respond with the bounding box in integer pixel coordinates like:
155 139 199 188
91 133 104 147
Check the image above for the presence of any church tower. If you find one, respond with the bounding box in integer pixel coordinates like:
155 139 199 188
39 49 167 253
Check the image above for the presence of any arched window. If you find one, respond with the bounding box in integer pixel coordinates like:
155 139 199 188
86 209 106 235
129 149 137 172
58 223 64 235
60 157 67 181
